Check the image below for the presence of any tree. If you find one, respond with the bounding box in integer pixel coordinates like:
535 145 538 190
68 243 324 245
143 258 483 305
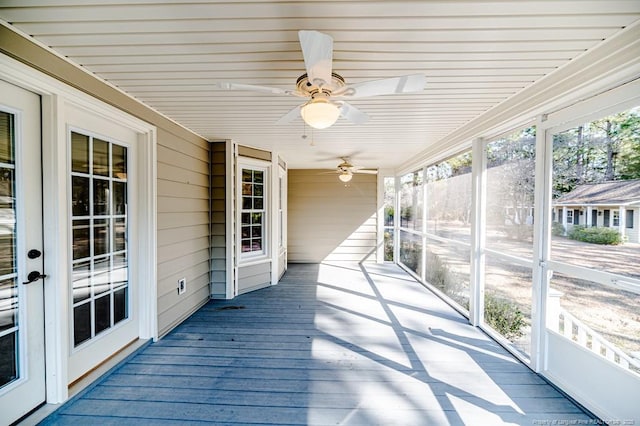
616 110 640 179
552 107 640 198
486 127 536 231
619 144 640 179
575 125 585 183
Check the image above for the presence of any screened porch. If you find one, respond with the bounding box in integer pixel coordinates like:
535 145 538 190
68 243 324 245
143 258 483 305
40 263 589 425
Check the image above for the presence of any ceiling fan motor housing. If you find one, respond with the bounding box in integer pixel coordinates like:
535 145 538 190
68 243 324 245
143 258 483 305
337 158 354 172
296 72 346 96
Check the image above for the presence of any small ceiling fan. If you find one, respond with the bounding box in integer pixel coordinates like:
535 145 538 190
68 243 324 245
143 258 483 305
334 157 377 182
215 30 426 129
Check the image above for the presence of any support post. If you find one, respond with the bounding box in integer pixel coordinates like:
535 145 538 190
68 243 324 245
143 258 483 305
394 175 401 264
619 206 626 241
469 138 486 327
531 115 553 373
421 166 428 282
546 289 563 332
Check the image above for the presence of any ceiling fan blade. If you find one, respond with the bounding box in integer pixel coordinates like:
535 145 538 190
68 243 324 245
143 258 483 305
354 169 378 174
275 104 302 125
334 73 426 99
215 82 294 96
298 30 333 88
339 102 369 125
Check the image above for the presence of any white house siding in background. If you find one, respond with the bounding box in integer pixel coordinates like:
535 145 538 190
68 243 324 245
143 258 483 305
553 180 640 243
288 170 377 263
554 206 640 243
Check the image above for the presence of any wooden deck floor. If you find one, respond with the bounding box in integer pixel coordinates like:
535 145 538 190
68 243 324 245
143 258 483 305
41 262 591 425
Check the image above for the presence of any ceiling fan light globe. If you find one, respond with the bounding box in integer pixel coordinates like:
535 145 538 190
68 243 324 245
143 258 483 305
338 172 353 183
300 99 340 129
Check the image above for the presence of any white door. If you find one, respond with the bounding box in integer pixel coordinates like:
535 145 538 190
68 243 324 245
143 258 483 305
65 110 140 384
0 80 46 423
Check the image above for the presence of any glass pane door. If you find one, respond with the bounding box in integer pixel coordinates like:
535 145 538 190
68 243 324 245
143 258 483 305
71 131 128 348
0 110 18 389
0 79 46 424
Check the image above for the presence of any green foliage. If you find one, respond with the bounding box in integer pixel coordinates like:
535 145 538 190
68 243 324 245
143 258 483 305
403 248 525 340
447 151 473 177
618 140 640 180
425 252 450 291
483 293 526 340
552 108 640 197
568 225 623 245
384 206 394 226
485 129 536 233
383 231 394 262
401 206 412 220
486 127 536 168
551 221 565 236
399 239 421 275
424 151 473 182
425 251 524 339
424 251 468 307
503 223 533 241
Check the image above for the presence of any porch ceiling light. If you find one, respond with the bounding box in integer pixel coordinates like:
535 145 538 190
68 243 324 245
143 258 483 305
338 172 352 183
300 95 340 129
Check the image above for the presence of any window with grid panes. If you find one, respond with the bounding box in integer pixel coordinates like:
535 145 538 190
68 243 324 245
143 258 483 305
240 166 266 257
70 131 128 347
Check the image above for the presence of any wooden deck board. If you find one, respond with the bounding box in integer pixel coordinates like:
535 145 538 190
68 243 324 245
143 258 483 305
41 262 591 425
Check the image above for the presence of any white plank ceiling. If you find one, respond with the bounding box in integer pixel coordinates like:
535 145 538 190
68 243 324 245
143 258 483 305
1 1 639 170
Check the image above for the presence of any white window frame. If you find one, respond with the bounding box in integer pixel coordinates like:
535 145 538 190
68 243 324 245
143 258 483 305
612 210 620 227
237 158 270 263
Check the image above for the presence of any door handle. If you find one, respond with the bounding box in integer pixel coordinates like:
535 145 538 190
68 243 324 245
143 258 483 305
28 249 42 259
23 271 47 285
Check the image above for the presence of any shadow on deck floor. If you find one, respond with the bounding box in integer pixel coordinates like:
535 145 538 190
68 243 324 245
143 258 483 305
40 262 591 425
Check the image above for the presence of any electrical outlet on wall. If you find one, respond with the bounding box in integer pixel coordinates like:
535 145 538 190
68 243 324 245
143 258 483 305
178 278 186 295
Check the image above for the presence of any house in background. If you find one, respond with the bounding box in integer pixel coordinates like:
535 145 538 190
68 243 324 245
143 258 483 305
0 1 639 424
553 179 640 243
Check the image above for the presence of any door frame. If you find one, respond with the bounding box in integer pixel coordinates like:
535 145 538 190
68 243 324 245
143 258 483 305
0 53 158 404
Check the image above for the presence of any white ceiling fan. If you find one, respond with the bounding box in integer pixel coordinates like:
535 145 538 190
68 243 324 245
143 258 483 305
215 30 426 129
334 157 377 182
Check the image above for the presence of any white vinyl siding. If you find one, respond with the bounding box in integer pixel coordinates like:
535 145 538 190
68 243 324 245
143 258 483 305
237 262 271 295
209 142 227 299
288 170 377 263
156 127 210 337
